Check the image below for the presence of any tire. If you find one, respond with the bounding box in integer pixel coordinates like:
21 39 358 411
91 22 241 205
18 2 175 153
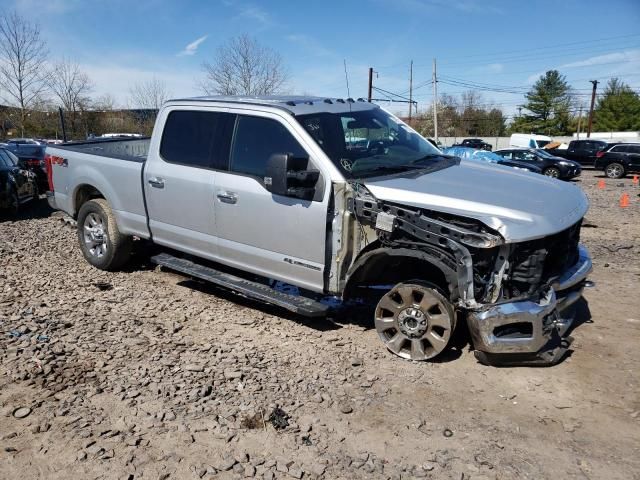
77 198 132 271
374 281 456 361
605 162 625 179
543 167 560 179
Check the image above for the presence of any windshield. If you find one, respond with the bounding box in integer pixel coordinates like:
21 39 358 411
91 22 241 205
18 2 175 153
536 140 551 148
297 107 448 179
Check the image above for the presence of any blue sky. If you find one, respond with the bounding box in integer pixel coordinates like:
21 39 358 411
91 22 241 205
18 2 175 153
5 0 640 116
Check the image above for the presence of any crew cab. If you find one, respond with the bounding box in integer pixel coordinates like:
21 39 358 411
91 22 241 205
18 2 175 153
548 139 615 166
46 96 593 366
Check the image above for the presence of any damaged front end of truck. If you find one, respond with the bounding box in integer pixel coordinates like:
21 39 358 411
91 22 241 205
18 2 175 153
335 176 592 367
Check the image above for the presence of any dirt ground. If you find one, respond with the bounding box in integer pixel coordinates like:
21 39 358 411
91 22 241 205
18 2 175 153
1 169 639 480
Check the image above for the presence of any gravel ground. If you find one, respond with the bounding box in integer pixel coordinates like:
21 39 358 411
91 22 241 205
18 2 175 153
1 170 639 480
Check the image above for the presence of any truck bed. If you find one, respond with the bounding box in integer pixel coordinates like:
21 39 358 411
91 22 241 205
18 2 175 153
47 137 151 239
52 137 150 162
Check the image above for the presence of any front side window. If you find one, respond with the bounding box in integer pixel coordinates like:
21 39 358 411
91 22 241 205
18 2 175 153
298 107 448 179
230 116 307 178
160 110 227 169
628 145 640 154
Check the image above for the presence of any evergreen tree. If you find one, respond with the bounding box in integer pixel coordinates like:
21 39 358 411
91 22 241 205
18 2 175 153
594 78 640 131
510 70 572 135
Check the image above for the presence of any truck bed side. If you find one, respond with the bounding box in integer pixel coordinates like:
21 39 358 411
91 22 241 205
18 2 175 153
48 138 151 239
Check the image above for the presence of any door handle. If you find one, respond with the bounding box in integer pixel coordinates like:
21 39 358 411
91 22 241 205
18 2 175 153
216 191 238 204
148 177 165 188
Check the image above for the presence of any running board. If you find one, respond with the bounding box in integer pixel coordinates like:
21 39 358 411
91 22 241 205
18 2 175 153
151 253 329 317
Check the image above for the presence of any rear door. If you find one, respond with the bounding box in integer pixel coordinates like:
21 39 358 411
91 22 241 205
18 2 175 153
213 111 329 292
144 108 233 260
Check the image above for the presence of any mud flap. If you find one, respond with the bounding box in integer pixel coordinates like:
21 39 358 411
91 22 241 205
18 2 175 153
473 330 574 367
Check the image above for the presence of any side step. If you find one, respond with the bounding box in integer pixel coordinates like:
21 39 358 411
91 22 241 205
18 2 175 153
151 253 329 317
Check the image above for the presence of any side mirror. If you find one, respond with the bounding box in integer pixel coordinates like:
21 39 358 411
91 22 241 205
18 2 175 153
265 153 319 200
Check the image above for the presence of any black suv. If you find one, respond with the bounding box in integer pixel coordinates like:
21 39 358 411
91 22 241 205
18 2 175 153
494 148 581 180
594 143 640 179
453 138 492 151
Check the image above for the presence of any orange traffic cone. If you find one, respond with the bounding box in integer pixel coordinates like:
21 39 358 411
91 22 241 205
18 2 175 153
597 179 605 189
633 175 639 186
620 193 630 208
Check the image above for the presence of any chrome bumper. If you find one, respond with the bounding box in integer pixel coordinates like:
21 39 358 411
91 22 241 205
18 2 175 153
467 245 592 356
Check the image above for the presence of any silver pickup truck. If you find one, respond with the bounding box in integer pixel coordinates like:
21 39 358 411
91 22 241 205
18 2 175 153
46 96 592 366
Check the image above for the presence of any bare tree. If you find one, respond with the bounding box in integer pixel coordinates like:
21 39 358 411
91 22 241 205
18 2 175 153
128 77 171 110
48 58 93 137
0 12 49 136
200 34 287 96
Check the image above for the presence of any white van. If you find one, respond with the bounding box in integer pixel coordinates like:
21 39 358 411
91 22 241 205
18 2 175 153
510 133 552 149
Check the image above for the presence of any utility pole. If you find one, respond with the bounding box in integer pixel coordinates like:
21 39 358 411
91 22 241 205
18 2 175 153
408 60 413 122
587 80 598 138
432 58 438 141
367 67 373 102
576 104 583 140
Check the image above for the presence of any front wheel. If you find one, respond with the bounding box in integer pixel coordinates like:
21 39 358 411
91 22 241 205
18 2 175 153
77 198 132 271
543 167 560 178
374 282 455 361
605 162 625 179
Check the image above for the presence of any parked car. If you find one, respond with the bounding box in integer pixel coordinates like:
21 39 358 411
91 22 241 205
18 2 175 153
442 146 543 174
547 139 617 166
494 148 581 180
452 138 492 151
45 95 592 366
0 147 38 215
4 141 47 190
510 133 552 149
594 143 640 178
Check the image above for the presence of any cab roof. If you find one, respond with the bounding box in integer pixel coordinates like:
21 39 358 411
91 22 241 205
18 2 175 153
166 95 379 116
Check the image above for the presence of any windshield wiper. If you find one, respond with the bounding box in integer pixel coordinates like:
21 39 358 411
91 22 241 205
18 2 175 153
358 164 425 175
409 153 450 165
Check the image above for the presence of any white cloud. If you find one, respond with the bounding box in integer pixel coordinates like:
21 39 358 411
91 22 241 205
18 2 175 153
236 5 272 26
372 0 502 15
13 0 81 14
559 49 640 69
178 35 208 57
79 63 200 107
285 34 334 58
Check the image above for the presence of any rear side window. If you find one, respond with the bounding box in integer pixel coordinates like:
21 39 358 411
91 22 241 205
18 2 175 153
230 116 307 178
0 151 9 167
610 145 628 153
160 110 227 169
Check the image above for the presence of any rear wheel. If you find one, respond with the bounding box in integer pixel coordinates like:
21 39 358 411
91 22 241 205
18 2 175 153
77 198 132 271
374 282 455 361
605 162 625 179
543 167 560 178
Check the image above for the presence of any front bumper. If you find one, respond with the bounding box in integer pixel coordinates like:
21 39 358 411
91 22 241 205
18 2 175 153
467 244 592 365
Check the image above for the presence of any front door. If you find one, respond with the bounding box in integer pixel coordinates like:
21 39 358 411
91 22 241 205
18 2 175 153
144 108 232 260
213 112 329 292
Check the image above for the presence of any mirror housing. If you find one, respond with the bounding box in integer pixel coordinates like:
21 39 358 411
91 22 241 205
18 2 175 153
265 153 319 200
